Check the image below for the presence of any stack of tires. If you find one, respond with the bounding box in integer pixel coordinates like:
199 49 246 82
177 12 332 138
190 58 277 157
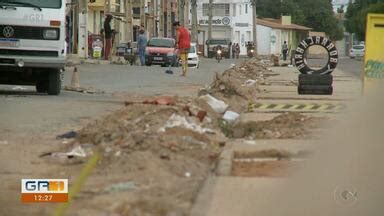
294 36 338 95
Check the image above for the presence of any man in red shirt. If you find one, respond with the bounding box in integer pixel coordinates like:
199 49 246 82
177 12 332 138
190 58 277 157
173 21 191 76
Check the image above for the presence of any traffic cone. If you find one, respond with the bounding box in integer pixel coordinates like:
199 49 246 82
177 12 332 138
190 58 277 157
71 67 80 88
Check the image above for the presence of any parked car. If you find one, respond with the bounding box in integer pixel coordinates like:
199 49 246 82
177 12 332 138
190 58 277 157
145 37 178 66
187 43 200 68
349 44 365 58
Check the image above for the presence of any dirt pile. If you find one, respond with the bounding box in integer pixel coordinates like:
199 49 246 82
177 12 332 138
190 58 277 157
230 112 327 139
200 58 273 113
62 97 226 215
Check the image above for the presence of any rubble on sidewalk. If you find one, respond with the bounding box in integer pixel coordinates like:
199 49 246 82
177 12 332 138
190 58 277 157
198 58 274 113
43 58 298 216
230 112 327 139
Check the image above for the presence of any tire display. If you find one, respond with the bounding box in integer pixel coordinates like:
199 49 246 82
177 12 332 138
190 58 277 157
298 74 333 86
298 85 333 95
295 36 338 95
294 36 338 75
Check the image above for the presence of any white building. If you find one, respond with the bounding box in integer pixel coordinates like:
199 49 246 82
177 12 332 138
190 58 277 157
190 0 254 56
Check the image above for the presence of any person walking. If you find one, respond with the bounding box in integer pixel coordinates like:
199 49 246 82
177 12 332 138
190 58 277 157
232 43 236 59
235 43 240 59
173 21 191 77
282 41 289 61
103 14 113 60
137 29 147 66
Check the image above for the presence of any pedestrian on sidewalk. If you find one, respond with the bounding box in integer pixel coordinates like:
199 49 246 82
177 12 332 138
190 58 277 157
232 42 236 59
235 43 240 59
103 15 113 60
282 41 289 61
173 21 191 77
138 29 147 66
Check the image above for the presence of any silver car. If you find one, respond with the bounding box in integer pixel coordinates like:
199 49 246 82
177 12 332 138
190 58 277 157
349 44 365 58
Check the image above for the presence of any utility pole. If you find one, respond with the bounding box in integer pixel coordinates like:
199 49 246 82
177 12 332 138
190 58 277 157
150 0 155 37
166 0 172 37
78 0 88 58
208 0 213 40
252 0 258 55
178 0 185 24
140 0 145 28
159 0 164 37
191 0 198 43
125 0 133 42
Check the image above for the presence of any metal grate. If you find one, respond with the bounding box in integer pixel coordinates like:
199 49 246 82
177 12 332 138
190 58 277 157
0 49 58 57
0 25 60 40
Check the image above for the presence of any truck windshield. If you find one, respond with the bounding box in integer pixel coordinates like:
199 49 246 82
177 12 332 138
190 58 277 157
0 0 61 9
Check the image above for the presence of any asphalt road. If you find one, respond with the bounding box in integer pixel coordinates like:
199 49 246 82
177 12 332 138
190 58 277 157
336 57 364 77
0 57 241 135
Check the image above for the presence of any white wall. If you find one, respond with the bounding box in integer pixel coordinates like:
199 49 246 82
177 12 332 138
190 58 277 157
257 25 271 55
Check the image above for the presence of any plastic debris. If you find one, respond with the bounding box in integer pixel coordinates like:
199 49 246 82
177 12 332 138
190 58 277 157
222 111 240 123
182 136 207 149
198 94 228 113
12 86 27 90
184 172 191 178
165 69 174 74
242 79 257 87
159 114 214 134
56 131 78 139
104 181 136 193
196 110 207 122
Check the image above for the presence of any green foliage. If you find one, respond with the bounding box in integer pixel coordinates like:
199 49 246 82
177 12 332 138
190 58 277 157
345 1 384 41
256 0 344 41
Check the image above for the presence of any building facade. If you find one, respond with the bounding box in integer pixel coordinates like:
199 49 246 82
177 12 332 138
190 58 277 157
190 0 254 56
256 17 311 56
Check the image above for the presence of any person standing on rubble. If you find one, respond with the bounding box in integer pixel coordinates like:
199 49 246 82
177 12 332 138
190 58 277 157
173 21 191 77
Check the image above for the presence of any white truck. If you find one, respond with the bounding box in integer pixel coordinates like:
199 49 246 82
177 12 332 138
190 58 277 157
0 0 66 95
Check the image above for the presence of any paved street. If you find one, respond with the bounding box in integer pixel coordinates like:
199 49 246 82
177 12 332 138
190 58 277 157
0 58 240 134
0 56 365 216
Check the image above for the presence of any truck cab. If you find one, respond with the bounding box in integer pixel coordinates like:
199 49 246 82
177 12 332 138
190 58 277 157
0 0 66 95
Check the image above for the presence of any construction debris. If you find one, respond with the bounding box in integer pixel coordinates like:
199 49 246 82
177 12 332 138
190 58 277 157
56 130 78 139
231 112 327 139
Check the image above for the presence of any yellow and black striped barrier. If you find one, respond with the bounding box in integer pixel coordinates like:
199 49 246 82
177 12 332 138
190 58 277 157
248 102 346 112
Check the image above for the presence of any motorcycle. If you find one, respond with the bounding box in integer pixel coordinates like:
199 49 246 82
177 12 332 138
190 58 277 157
247 49 255 58
216 49 223 63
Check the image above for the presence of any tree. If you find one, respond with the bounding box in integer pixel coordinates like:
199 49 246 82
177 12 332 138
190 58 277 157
256 0 343 41
345 1 384 41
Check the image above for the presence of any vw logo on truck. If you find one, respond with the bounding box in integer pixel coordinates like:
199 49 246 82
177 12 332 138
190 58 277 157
3 26 14 38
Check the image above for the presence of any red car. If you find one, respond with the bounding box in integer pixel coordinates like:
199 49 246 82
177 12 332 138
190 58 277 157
145 37 178 67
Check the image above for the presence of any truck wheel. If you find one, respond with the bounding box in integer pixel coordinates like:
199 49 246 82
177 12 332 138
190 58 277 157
48 68 61 95
36 80 48 93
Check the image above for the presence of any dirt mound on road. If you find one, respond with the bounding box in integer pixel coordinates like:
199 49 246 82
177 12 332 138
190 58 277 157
231 112 327 139
66 98 226 215
201 58 273 113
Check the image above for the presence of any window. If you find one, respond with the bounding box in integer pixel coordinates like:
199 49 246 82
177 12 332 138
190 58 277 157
239 5 242 15
233 4 236 16
245 4 248 14
203 3 230 16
